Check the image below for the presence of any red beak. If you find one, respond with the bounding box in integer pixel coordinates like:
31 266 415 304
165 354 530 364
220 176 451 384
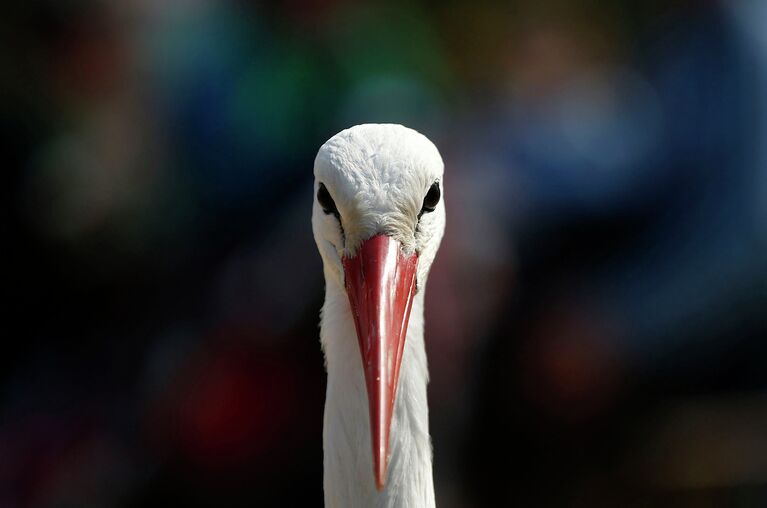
342 235 418 490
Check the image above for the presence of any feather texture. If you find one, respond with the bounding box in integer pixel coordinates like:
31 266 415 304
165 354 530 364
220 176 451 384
321 284 435 507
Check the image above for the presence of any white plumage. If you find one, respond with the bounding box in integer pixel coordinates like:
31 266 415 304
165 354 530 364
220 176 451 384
313 124 445 507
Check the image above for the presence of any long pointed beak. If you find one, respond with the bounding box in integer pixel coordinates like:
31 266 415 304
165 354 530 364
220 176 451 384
342 234 418 490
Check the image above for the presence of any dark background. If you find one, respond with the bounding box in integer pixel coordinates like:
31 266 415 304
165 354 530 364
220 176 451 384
4 0 767 506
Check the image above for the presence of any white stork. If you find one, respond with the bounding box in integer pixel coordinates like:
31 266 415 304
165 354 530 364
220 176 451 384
312 124 444 507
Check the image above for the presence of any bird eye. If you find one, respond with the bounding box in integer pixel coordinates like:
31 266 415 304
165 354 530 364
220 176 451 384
317 182 340 219
420 182 440 216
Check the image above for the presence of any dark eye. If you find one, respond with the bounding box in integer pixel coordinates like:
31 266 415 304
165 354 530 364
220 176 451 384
317 182 340 219
419 182 441 217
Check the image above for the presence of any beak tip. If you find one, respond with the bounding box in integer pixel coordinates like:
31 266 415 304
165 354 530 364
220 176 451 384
375 464 386 491
374 445 388 490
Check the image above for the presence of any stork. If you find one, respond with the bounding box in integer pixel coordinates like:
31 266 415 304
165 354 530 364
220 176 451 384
312 124 444 507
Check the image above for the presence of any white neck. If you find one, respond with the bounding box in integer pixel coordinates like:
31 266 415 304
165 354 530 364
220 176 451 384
320 270 435 508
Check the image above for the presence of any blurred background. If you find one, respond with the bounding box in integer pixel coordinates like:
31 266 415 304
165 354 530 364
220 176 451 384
4 0 767 506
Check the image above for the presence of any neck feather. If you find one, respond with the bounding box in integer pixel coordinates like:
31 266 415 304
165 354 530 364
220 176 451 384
320 275 435 508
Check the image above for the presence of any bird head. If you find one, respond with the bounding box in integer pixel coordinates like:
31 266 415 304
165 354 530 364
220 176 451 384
312 124 445 489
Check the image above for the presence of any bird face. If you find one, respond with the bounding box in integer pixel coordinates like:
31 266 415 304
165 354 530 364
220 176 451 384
312 124 445 291
312 124 445 489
